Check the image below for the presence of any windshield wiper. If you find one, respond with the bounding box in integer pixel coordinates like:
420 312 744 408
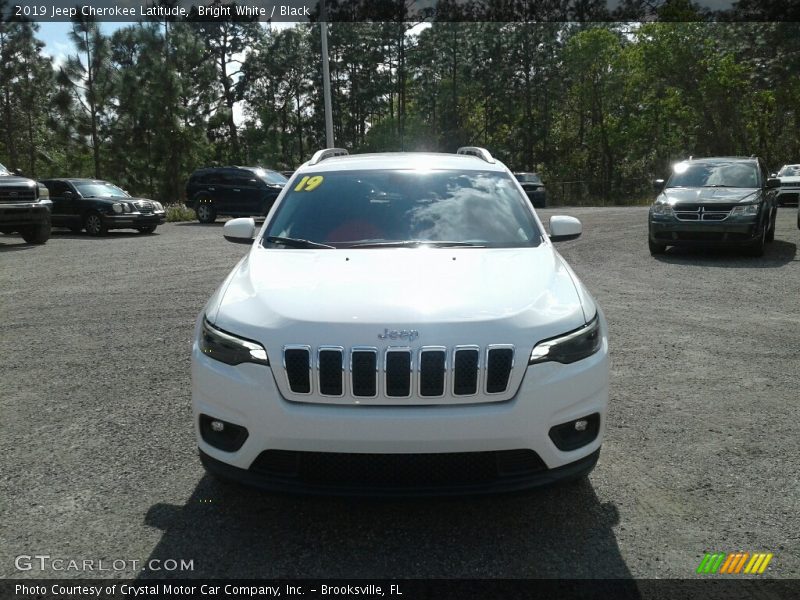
263 236 335 249
345 240 486 249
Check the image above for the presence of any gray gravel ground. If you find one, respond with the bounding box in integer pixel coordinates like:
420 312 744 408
1 207 798 580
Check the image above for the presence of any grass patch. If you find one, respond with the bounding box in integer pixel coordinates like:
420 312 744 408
165 204 196 223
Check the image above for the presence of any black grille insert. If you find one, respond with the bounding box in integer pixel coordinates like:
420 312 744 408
486 348 514 393
453 348 479 395
351 350 377 397
318 349 343 396
284 348 311 393
250 449 547 488
385 350 411 397
419 350 446 396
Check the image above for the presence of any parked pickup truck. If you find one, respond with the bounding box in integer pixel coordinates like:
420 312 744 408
0 162 51 244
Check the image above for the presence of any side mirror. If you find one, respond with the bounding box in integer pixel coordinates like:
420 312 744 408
766 178 781 189
770 173 776 178
63 191 74 200
12 168 24 176
652 179 665 192
549 215 582 242
223 217 256 244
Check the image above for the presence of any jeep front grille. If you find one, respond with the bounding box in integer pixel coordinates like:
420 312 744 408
281 344 515 402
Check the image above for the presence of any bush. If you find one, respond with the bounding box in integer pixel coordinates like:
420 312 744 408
165 204 196 223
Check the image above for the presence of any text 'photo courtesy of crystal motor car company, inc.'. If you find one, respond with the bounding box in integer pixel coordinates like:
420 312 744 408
192 147 608 495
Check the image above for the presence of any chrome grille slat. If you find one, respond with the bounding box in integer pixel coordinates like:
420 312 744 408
452 346 480 396
350 347 378 398
317 346 344 397
282 344 516 402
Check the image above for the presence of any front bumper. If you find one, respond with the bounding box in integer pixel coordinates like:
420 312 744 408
104 213 165 229
776 189 799 205
649 217 760 246
0 202 50 228
191 329 609 495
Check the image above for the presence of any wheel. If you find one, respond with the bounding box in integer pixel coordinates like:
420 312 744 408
745 223 766 257
84 212 108 236
649 238 667 255
766 210 776 242
195 200 217 224
20 219 51 244
137 225 157 234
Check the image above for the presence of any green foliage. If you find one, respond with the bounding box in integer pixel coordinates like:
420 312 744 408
165 203 196 222
1 20 800 205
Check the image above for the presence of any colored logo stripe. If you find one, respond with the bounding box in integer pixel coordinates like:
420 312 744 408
697 552 773 574
697 553 726 574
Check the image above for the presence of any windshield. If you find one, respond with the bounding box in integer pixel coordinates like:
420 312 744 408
0 162 9 176
667 162 760 188
777 165 800 177
75 182 129 198
250 168 288 185
515 173 542 184
263 169 542 248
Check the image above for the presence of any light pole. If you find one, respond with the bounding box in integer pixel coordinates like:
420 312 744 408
320 2 334 148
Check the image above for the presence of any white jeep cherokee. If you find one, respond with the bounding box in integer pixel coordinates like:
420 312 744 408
192 147 609 495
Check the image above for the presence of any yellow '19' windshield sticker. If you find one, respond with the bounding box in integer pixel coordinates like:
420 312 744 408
294 175 324 192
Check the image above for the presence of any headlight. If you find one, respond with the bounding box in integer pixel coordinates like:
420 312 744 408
112 202 123 214
529 314 602 365
731 203 760 216
199 317 268 366
651 203 673 216
123 203 132 213
154 201 164 211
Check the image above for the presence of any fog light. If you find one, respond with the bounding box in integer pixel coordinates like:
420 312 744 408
549 414 600 451
199 414 248 452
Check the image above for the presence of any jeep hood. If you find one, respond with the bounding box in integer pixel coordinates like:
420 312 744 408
209 245 590 348
658 187 759 204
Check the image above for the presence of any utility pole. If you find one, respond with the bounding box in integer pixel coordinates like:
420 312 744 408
320 2 334 148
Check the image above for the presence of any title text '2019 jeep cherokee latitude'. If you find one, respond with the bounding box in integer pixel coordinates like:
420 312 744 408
192 147 609 495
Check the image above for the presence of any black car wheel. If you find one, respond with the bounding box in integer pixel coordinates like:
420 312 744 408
137 225 157 234
648 238 667 255
84 212 108 237
20 218 51 245
745 223 766 257
766 210 776 242
195 201 217 224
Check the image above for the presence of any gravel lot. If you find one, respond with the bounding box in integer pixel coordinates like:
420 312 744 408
1 207 798 580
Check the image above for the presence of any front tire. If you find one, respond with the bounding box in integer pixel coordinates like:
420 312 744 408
137 225 157 234
84 212 108 237
20 218 51 244
649 238 667 255
766 210 776 242
745 223 766 257
195 201 217 224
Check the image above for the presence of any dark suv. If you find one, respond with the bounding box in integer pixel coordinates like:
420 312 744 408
514 172 547 208
0 162 52 244
185 167 287 223
648 157 780 256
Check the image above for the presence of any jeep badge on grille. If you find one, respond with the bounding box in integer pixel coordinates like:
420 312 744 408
378 328 419 342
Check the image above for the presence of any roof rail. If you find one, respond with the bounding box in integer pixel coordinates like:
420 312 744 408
456 146 495 163
308 148 349 165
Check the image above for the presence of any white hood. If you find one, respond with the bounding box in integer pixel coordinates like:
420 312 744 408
209 245 589 352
